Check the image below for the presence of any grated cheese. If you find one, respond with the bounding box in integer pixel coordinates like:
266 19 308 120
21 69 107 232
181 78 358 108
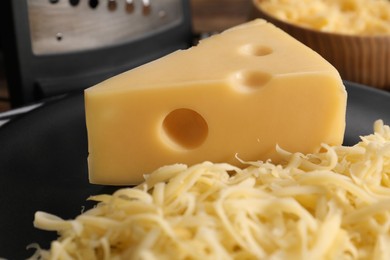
256 0 390 35
31 120 390 259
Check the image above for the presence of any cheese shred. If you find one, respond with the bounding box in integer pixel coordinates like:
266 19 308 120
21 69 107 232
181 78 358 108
31 120 390 259
257 0 390 35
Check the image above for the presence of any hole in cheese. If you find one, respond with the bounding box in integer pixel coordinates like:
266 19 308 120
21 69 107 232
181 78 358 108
240 44 273 56
162 108 208 150
232 70 272 92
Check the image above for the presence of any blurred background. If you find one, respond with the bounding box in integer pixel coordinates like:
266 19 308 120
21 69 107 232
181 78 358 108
1 1 390 113
0 0 251 113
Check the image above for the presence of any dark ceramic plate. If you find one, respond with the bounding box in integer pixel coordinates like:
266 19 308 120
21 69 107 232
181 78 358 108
0 81 389 259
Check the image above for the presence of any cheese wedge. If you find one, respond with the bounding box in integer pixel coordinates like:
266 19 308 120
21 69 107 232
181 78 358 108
85 19 347 185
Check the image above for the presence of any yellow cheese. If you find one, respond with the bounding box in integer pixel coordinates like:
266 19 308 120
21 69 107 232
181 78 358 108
256 0 390 35
85 19 347 185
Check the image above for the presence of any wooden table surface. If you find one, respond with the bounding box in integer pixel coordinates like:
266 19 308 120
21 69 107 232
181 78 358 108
0 0 253 113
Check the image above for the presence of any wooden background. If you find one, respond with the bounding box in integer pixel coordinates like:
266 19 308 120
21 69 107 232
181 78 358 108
191 0 252 33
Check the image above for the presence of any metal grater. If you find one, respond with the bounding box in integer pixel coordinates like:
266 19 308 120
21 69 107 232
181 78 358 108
27 0 184 55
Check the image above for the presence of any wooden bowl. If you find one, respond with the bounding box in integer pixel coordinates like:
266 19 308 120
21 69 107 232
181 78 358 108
251 0 390 90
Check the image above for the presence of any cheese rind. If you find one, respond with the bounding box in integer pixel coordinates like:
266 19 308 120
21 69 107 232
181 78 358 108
85 19 347 185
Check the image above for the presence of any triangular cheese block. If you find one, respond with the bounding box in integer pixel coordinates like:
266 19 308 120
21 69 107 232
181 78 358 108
85 19 347 185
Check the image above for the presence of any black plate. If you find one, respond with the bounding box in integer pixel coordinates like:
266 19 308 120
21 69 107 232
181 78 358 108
0 81 389 259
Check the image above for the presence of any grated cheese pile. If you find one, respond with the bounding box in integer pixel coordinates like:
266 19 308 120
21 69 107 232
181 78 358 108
31 120 390 259
256 0 390 35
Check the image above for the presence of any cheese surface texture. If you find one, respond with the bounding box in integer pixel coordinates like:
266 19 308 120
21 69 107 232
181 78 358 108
85 19 347 185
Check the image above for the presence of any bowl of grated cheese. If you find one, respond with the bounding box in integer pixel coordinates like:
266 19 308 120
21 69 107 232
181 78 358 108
251 0 390 90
